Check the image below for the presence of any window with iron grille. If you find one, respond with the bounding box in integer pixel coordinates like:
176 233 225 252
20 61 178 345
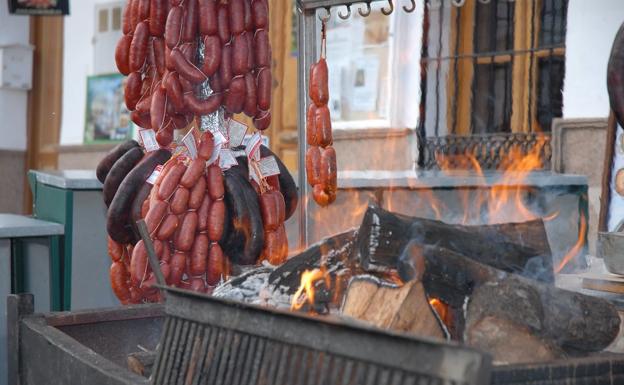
419 0 568 137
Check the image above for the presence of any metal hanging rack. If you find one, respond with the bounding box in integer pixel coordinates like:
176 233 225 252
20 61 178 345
294 0 508 248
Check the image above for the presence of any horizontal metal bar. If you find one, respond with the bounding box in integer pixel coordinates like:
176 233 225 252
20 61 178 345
44 303 164 327
297 0 384 12
422 44 566 62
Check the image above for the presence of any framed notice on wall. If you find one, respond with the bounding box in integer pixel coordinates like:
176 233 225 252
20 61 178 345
8 0 70 15
84 74 133 144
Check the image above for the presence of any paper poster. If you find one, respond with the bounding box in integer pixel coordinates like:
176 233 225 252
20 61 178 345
350 55 380 113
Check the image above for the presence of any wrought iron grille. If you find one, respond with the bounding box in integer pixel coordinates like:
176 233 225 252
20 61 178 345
417 0 566 169
419 132 552 170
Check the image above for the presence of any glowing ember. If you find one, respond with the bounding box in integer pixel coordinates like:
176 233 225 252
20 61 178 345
429 298 449 325
291 267 329 312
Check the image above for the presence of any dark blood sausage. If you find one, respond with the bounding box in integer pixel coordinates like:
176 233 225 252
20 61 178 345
115 35 132 76
182 0 199 42
103 147 144 207
164 72 185 111
314 104 333 147
217 4 231 44
243 72 257 117
219 44 233 88
199 0 218 35
150 87 167 131
183 92 223 115
130 181 153 235
122 0 134 35
259 145 298 220
608 22 624 128
130 21 150 72
201 35 221 77
209 74 224 93
165 6 183 49
223 76 246 114
251 0 268 29
222 167 263 265
231 34 249 75
96 140 141 183
124 72 143 111
253 109 271 130
152 38 166 77
256 66 271 110
253 29 270 68
107 149 171 244
171 47 207 84
228 0 245 35
309 58 329 106
305 146 321 186
149 0 168 36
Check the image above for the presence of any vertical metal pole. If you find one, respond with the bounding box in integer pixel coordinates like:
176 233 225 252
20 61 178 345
297 5 317 249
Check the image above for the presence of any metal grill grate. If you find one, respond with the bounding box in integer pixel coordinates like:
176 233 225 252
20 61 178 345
152 287 492 385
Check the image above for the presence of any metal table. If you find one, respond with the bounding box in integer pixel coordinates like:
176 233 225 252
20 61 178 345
0 213 64 385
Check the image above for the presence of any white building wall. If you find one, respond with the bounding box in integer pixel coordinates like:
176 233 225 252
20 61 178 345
0 3 30 151
60 0 123 145
563 0 624 119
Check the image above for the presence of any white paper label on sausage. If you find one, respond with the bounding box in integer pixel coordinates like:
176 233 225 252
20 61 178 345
227 119 248 148
146 165 164 185
140 129 160 152
181 128 198 159
208 130 228 166
218 148 239 170
258 156 280 177
245 132 263 162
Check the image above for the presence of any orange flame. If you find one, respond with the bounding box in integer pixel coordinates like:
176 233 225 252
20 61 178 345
291 267 330 312
555 212 587 274
429 298 448 324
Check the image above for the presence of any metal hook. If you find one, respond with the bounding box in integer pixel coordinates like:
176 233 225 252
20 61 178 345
381 0 394 15
318 6 331 22
451 0 466 6
403 0 416 13
358 2 371 17
338 4 351 20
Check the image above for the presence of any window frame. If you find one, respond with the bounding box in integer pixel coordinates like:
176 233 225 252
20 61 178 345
449 0 566 135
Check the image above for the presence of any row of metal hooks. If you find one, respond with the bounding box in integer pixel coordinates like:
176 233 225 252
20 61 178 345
317 0 416 21
317 0 517 21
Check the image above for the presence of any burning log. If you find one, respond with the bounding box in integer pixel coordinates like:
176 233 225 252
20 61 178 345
403 244 621 356
356 205 554 282
341 276 446 340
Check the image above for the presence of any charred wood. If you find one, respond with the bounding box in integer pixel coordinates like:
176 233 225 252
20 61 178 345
356 205 553 282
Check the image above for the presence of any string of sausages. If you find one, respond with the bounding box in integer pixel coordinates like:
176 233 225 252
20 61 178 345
306 22 337 206
108 132 229 302
115 0 273 149
251 166 288 265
